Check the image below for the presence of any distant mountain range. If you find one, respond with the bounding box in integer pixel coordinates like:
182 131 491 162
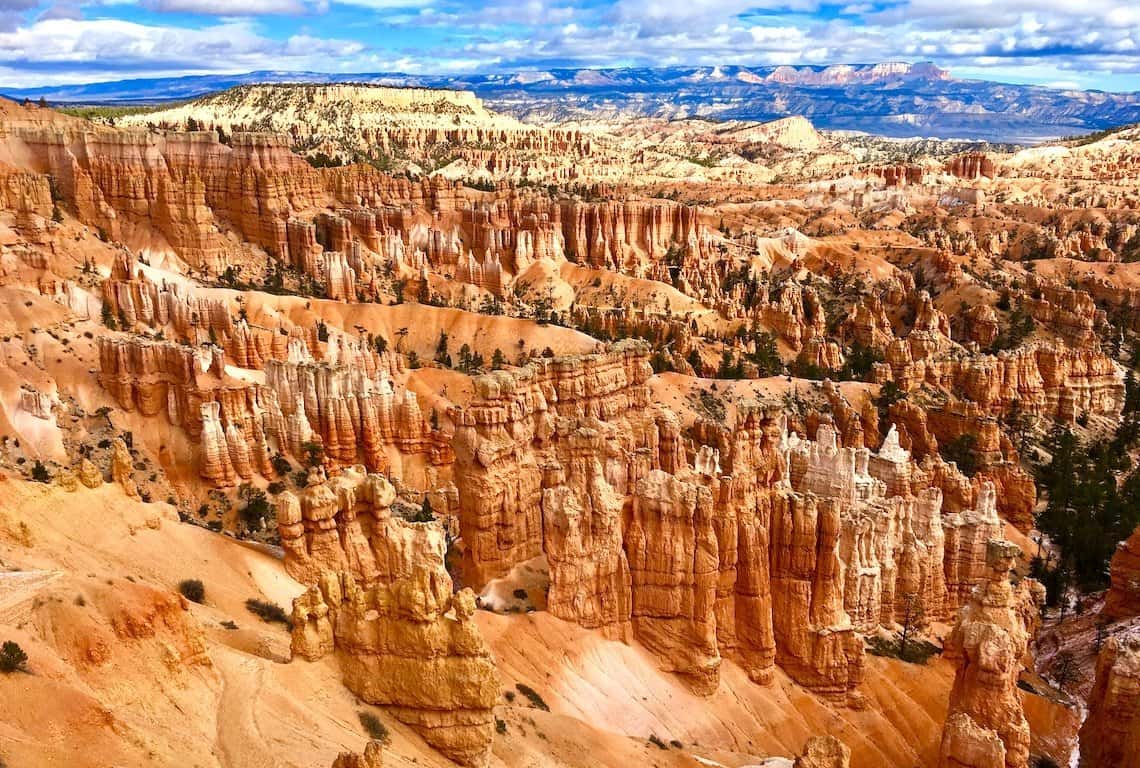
6 62 1139 143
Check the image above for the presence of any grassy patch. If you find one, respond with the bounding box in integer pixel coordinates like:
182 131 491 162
866 634 941 665
245 598 291 629
358 711 391 744
515 683 550 711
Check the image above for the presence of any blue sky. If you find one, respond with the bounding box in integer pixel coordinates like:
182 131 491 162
0 0 1138 90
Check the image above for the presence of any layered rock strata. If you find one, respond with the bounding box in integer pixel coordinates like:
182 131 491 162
1105 526 1140 620
289 471 499 761
452 342 1013 703
937 540 1044 768
97 334 443 485
880 342 1122 424
1078 635 1140 768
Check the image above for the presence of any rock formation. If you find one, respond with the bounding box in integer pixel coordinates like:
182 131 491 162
1105 526 1140 620
453 342 1015 704
275 468 420 587
882 342 1122 424
332 741 385 768
946 153 996 180
111 437 139 499
794 735 851 768
1078 634 1140 768
291 525 499 766
97 331 444 486
938 540 1044 768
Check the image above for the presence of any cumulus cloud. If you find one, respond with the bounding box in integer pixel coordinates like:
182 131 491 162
143 0 310 14
1 0 1140 88
0 18 370 84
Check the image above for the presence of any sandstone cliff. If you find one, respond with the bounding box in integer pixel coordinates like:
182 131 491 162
938 540 1044 768
1078 634 1140 768
1105 526 1140 621
452 342 1017 705
290 492 499 767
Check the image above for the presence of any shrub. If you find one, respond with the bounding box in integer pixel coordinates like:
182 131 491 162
512 588 528 600
30 460 50 483
495 717 507 734
648 734 668 750
238 484 272 532
940 434 980 476
300 441 324 468
515 682 549 711
358 711 391 744
270 454 292 478
245 598 291 628
409 496 435 523
0 640 28 673
178 579 205 604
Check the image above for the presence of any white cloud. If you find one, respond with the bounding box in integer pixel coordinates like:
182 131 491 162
4 0 1140 89
143 0 311 13
330 0 432 9
0 18 373 84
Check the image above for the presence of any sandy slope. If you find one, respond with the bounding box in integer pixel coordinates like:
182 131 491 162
480 610 953 768
0 479 862 768
0 471 967 768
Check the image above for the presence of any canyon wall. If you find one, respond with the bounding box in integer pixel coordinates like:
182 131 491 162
451 341 1016 704
97 332 445 485
1078 635 1140 768
288 470 499 767
1105 526 1140 621
937 540 1044 768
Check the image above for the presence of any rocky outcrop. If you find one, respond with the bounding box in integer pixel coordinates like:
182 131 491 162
275 468 419 587
262 354 445 472
946 153 995 180
452 340 658 587
883 342 1123 424
874 165 924 187
938 540 1044 768
291 524 499 767
332 741 385 768
453 343 1012 704
1020 274 1104 347
769 489 865 703
97 336 224 435
1105 527 1140 620
111 437 139 499
1078 634 1140 768
794 735 851 768
627 468 720 693
78 459 103 489
97 330 443 486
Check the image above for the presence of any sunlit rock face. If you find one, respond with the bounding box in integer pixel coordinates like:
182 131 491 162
937 540 1044 768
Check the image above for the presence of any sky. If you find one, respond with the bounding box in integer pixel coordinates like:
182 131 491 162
0 0 1138 91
